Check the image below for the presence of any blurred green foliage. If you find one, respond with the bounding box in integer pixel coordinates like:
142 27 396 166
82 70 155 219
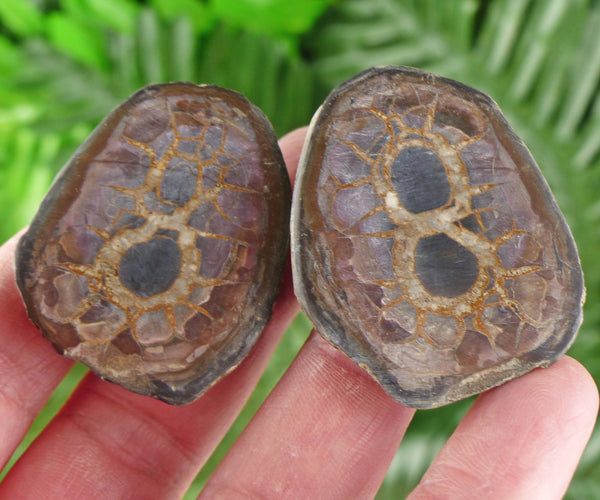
0 0 599 498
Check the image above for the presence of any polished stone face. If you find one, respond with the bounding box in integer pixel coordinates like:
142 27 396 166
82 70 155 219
16 83 291 405
292 66 584 408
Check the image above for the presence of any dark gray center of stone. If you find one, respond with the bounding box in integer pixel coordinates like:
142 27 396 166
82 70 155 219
119 237 181 298
391 146 451 213
414 233 479 297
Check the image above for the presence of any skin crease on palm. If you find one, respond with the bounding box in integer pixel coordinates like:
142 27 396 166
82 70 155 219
0 127 596 499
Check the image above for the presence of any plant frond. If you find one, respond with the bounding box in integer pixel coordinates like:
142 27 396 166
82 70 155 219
0 125 91 241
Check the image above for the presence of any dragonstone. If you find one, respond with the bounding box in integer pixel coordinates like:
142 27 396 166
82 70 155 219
16 83 291 405
291 66 584 408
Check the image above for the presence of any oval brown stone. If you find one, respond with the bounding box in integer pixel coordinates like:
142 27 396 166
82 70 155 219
291 66 584 408
16 83 291 405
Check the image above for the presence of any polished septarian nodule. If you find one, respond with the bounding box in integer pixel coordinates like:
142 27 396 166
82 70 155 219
291 66 584 408
16 83 291 405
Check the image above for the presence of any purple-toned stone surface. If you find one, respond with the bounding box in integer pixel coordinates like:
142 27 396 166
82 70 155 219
16 83 290 405
292 66 584 408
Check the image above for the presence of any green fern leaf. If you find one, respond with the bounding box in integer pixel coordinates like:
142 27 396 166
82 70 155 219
150 0 215 34
46 12 110 69
210 0 335 37
0 0 44 37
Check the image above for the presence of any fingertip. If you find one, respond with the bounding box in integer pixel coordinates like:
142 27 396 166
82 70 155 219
410 355 598 500
278 126 308 184
545 355 599 427
487 355 598 424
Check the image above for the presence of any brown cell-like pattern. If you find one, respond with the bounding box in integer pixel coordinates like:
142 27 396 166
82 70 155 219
16 83 290 405
292 66 584 408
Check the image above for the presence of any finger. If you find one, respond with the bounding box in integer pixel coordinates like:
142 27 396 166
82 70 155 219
201 332 416 499
408 356 599 500
278 125 307 184
0 233 73 468
0 128 307 499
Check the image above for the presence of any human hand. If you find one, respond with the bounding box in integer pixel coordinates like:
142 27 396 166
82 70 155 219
0 128 597 499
